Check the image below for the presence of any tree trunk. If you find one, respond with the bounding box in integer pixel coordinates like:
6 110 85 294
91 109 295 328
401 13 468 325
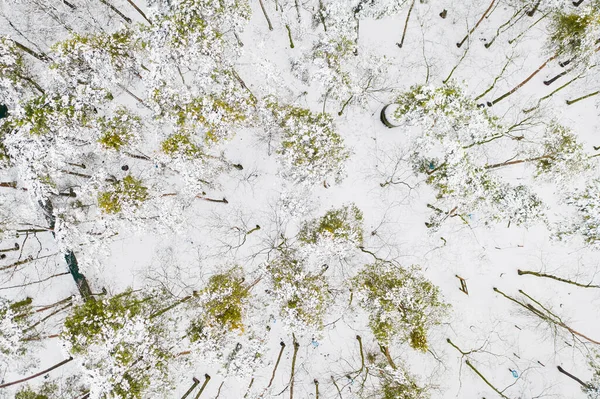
193 374 211 399
518 269 600 288
0 271 70 291
195 195 228 204
487 54 557 106
98 0 132 24
0 242 19 252
484 6 527 49
12 40 49 62
456 0 496 48
557 366 590 388
285 25 295 48
397 0 415 48
465 360 511 399
544 70 568 85
125 0 151 24
526 0 541 16
484 154 551 169
289 340 300 399
150 294 194 319
258 0 273 31
379 345 396 369
0 357 73 388
508 12 548 45
267 341 286 388
566 90 600 105
0 254 58 272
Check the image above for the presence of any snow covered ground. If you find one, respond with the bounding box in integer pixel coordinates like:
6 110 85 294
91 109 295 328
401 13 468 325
1 0 600 398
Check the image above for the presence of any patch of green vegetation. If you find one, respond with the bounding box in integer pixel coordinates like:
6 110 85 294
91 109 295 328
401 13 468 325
268 250 330 328
9 297 32 312
52 30 140 70
535 124 585 176
98 108 140 151
267 99 348 178
380 375 428 399
298 204 364 245
0 38 26 86
10 95 91 136
38 174 57 189
201 267 249 331
409 326 428 352
161 132 202 158
62 289 148 353
187 319 206 343
111 372 149 399
550 11 600 55
392 84 499 130
173 95 249 144
313 36 355 69
15 383 58 399
62 290 174 399
98 175 148 214
352 261 448 350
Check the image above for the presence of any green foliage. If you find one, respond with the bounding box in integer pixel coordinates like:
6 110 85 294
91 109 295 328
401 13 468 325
11 95 90 136
267 99 349 182
9 297 32 312
15 383 58 399
535 124 587 176
392 84 498 131
0 37 25 86
187 319 206 343
549 11 600 55
110 372 150 399
298 204 364 245
52 30 139 72
177 95 249 143
62 290 174 399
98 175 148 214
161 132 202 157
201 267 249 332
97 108 140 151
151 88 253 145
380 374 428 399
268 250 330 329
38 174 57 189
62 289 148 353
313 36 356 71
409 325 428 352
154 0 251 50
352 261 448 350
